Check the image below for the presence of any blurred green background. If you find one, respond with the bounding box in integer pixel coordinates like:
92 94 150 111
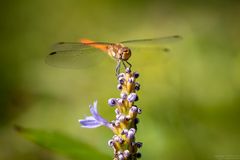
1 0 240 159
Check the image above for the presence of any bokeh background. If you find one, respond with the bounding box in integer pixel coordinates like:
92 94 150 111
1 0 240 160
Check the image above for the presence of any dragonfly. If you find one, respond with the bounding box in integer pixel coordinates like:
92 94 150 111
46 35 182 75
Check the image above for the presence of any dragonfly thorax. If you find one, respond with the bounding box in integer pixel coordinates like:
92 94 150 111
108 44 131 61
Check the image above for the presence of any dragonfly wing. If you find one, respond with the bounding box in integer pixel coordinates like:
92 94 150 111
121 35 182 46
50 42 91 54
46 42 109 69
120 35 182 54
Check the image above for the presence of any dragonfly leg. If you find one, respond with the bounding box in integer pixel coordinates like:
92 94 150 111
115 60 121 76
122 61 132 70
125 61 132 69
122 61 127 69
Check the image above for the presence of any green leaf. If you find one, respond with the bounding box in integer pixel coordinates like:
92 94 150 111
15 125 112 160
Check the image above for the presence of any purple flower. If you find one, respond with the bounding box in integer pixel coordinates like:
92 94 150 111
79 101 112 129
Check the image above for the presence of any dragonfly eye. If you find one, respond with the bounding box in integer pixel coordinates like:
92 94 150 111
122 47 129 53
121 47 131 60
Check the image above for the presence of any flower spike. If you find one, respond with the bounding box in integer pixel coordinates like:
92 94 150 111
79 68 143 159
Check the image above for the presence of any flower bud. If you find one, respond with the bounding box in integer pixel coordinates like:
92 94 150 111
135 82 140 91
133 72 139 78
118 115 125 122
118 77 125 84
137 108 142 114
115 108 120 115
134 118 140 124
125 68 131 73
135 142 143 148
121 129 128 135
120 92 128 99
123 150 130 158
125 115 131 121
127 93 138 102
128 77 135 83
108 98 116 106
118 73 124 78
114 120 120 126
117 98 124 105
135 152 141 158
130 106 138 113
118 152 124 160
108 139 114 147
117 84 122 90
127 128 136 139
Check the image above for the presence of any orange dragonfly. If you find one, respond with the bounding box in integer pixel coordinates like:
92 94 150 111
46 35 182 74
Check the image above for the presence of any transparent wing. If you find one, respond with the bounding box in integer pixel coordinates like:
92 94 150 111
120 35 182 45
50 42 92 54
46 42 111 69
121 35 182 53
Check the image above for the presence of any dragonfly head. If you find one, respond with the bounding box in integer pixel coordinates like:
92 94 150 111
120 47 131 61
